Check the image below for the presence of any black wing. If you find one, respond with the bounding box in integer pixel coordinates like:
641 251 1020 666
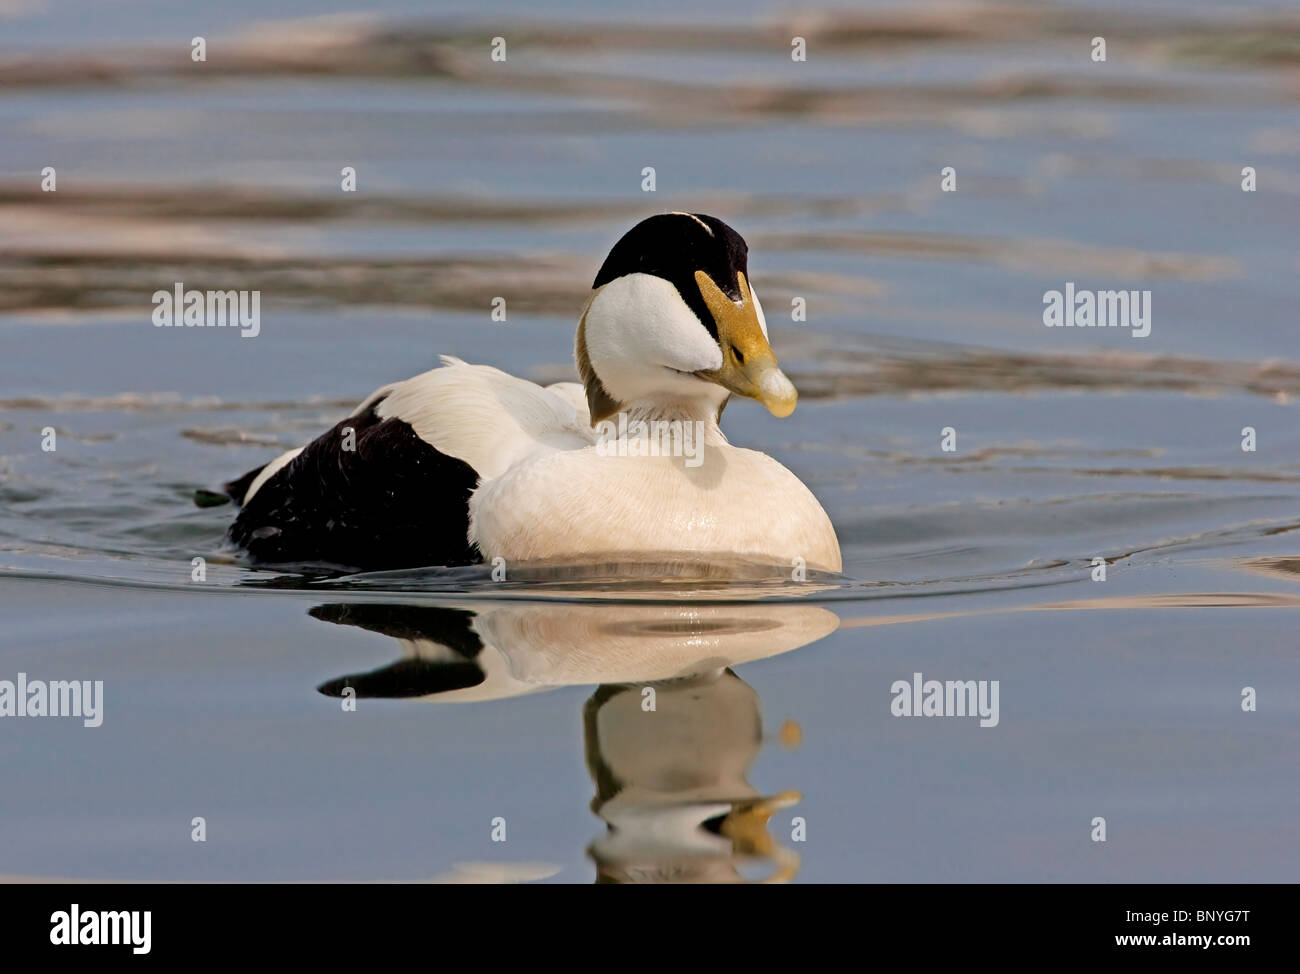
225 398 481 571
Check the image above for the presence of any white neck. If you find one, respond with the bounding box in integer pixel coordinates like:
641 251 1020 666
611 395 730 445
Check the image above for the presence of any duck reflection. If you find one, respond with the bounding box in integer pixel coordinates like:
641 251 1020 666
584 673 802 883
312 600 838 883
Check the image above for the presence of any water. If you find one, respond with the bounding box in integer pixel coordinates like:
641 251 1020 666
1 0 1298 882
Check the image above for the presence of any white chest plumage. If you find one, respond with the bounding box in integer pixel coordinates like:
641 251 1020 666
468 443 842 572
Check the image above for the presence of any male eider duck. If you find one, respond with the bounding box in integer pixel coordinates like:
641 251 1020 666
216 213 842 573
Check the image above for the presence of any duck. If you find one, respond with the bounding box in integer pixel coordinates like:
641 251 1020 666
214 212 842 573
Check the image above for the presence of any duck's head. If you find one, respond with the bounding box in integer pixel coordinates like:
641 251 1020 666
576 212 798 424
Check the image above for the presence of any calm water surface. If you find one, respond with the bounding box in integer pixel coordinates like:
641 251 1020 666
1 0 1298 881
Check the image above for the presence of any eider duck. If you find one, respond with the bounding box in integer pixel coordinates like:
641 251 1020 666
215 213 842 573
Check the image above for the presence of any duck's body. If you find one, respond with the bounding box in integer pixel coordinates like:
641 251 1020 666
219 213 841 573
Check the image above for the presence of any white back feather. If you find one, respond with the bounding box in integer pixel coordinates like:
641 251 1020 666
375 356 593 480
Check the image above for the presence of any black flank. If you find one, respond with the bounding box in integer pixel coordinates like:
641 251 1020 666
225 398 481 571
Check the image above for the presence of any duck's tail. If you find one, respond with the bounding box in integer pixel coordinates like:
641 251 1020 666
192 461 266 508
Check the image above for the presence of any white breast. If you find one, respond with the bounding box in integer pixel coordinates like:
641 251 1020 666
469 444 842 573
